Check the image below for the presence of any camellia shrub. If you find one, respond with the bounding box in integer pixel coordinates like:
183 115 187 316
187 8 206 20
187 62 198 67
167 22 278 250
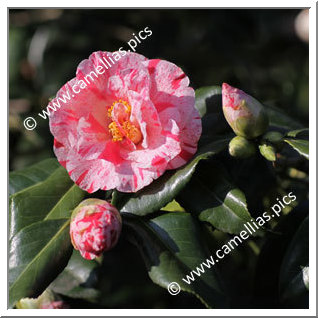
9 52 309 309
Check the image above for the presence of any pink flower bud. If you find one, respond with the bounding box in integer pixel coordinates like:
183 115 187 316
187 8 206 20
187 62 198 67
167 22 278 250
222 83 269 139
70 199 122 260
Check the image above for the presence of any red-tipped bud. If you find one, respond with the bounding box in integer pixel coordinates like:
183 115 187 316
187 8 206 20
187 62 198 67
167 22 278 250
70 199 122 260
222 83 269 139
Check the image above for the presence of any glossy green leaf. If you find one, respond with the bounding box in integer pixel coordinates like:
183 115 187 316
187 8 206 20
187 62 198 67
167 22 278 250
259 143 276 161
286 128 309 139
16 289 58 309
253 201 308 308
195 86 222 117
9 218 73 308
279 266 309 308
9 164 86 239
284 127 309 160
9 158 60 195
112 138 229 216
9 159 87 307
178 162 259 235
161 199 185 212
279 216 309 308
124 212 228 308
284 139 309 160
303 266 309 290
195 86 232 144
49 250 100 302
266 104 303 131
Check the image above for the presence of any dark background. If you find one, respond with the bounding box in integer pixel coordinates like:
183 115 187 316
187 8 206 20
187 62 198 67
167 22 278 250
9 9 309 171
9 9 309 309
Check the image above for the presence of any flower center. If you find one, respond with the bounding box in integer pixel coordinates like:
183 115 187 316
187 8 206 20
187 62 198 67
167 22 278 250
107 100 142 144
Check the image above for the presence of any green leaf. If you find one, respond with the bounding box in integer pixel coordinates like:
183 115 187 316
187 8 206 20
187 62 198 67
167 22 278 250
266 105 303 131
279 266 309 308
124 212 228 308
112 138 229 216
195 86 232 144
9 164 86 239
178 161 258 235
303 266 309 290
161 199 185 212
49 250 100 302
259 143 276 162
195 86 222 117
9 158 60 195
9 159 87 306
9 218 73 308
286 128 309 139
284 139 309 160
16 289 57 309
279 216 309 308
252 201 308 308
284 127 309 160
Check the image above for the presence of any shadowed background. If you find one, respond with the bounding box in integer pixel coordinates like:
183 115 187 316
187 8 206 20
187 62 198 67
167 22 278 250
9 9 309 171
9 8 309 309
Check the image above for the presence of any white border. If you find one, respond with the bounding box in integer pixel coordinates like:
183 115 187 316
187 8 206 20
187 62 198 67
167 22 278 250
3 1 316 316
2 0 317 8
308 1 316 315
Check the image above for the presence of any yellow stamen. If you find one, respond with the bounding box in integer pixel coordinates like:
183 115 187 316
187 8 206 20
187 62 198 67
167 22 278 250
108 122 123 142
107 99 131 118
107 99 141 144
122 121 142 144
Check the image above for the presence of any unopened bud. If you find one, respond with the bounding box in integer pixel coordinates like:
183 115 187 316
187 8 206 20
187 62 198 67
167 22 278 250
259 143 276 161
262 131 284 150
222 83 269 139
70 199 122 260
229 136 256 159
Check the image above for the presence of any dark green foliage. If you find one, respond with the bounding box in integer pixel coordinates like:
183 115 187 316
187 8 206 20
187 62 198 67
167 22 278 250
9 9 309 309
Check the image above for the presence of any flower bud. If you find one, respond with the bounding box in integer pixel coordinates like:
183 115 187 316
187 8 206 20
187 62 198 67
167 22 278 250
70 199 122 260
229 136 256 159
259 143 276 161
222 83 269 139
262 131 284 150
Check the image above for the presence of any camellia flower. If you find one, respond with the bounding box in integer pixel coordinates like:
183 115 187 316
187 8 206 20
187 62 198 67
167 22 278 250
222 83 269 139
70 199 122 260
49 51 202 193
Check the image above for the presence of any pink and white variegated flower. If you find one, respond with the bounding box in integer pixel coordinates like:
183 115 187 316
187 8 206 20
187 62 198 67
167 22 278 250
49 51 202 193
70 199 122 260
